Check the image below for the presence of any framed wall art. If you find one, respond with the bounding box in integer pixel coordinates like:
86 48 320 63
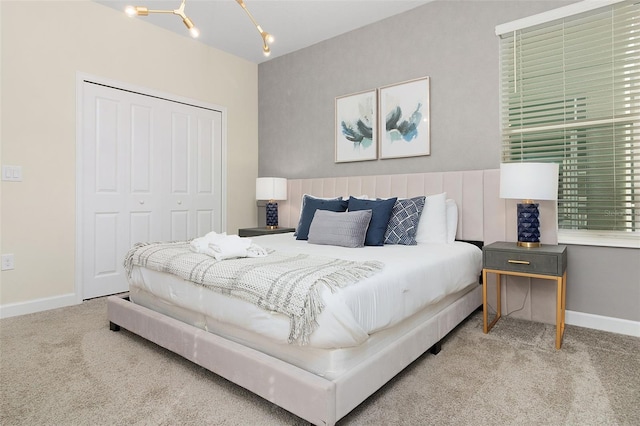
379 77 430 159
335 89 377 163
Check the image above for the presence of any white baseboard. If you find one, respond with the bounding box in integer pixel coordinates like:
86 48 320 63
566 310 640 338
0 293 80 319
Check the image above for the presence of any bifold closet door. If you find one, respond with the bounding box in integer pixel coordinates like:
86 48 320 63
81 82 223 299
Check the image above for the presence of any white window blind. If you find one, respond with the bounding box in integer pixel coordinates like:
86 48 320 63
499 0 639 243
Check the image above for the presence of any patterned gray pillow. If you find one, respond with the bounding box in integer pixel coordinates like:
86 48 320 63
384 196 426 245
307 209 372 248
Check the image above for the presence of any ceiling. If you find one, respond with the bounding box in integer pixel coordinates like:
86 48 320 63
96 0 433 64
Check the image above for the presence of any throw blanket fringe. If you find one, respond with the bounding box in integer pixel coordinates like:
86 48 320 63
124 241 384 345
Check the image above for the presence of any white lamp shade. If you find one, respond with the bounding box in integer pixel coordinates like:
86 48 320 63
500 162 559 201
256 177 287 201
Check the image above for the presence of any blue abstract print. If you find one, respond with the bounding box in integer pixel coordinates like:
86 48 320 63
385 103 422 143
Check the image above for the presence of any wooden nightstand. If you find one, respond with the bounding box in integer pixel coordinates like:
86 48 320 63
238 227 295 237
482 241 568 349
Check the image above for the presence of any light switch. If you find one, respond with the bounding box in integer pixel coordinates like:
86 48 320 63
1 165 22 182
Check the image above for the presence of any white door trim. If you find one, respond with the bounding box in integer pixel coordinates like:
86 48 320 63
75 72 227 302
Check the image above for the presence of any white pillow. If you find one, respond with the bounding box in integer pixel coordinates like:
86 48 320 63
445 199 458 243
415 192 448 244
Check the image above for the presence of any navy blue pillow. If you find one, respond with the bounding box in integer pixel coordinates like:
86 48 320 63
296 195 348 240
384 196 426 245
348 196 397 246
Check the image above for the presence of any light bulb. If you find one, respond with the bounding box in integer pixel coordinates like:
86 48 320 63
182 17 199 38
265 33 274 44
125 5 136 17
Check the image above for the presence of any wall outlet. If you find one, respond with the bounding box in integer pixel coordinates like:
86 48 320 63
1 254 15 271
2 165 23 182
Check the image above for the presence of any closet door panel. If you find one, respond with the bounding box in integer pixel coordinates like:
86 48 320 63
170 210 189 242
197 118 213 193
130 212 152 246
95 98 120 193
82 83 131 299
130 104 153 193
81 81 223 299
171 112 190 194
94 213 118 276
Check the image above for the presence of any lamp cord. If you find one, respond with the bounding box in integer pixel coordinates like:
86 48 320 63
485 284 531 317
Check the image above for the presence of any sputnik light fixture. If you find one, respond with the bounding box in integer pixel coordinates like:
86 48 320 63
124 0 274 56
235 0 274 56
125 0 200 38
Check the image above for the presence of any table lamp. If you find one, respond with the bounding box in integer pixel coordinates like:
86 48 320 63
256 177 287 229
500 162 559 248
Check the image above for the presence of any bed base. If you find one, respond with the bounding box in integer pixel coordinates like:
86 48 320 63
107 285 481 425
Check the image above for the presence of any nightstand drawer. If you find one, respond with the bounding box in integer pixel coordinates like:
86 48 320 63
484 250 559 276
238 227 295 237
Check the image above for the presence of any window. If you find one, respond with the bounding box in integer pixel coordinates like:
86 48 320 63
497 0 639 248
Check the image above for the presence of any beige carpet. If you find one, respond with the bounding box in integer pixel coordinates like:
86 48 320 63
1 297 638 425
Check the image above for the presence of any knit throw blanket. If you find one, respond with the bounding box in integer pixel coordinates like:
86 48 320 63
124 242 384 345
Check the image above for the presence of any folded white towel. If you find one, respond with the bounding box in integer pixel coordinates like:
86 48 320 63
190 232 267 260
190 231 225 250
190 231 228 257
210 235 252 261
246 243 268 258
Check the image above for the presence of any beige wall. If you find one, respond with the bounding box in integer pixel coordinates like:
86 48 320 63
0 1 259 308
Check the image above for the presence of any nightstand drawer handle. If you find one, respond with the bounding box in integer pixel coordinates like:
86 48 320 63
508 260 530 265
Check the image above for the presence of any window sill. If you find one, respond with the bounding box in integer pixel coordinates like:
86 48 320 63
558 230 640 249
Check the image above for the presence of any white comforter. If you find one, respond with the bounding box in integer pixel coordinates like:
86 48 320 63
128 233 482 349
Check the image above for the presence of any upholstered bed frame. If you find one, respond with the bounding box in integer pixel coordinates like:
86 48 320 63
107 169 557 425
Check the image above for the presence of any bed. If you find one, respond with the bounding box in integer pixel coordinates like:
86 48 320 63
107 170 522 425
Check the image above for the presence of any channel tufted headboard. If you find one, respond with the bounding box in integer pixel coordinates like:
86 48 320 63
276 170 558 246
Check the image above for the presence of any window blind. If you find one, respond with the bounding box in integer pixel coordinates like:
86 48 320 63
499 0 639 237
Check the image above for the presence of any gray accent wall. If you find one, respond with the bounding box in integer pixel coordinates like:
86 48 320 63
258 1 640 323
566 245 639 322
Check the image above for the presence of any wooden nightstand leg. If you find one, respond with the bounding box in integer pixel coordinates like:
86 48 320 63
555 273 566 349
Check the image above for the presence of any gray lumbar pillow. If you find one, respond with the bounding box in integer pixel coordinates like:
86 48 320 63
307 209 372 248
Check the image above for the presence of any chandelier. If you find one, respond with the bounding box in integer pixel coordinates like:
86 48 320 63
125 0 274 56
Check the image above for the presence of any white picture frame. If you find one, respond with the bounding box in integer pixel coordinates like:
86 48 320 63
335 89 378 163
379 77 430 159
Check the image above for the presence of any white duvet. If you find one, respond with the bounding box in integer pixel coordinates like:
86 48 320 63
128 233 482 349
